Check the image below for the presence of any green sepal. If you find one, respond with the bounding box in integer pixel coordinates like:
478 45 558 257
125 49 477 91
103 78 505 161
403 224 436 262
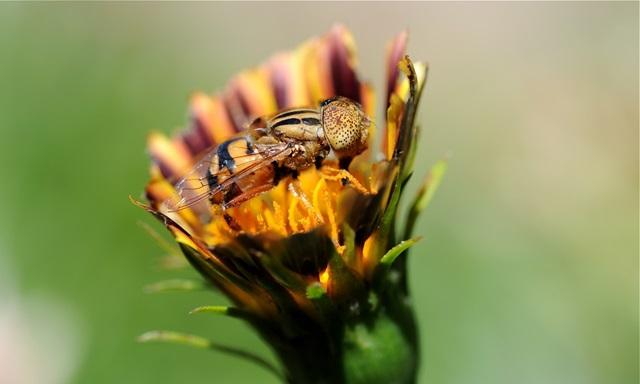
372 237 422 293
404 159 447 239
379 237 422 267
189 305 251 320
306 282 339 332
143 279 208 294
306 282 335 320
212 240 262 283
135 216 188 270
375 165 402 262
158 254 189 270
326 248 367 316
378 57 429 250
179 243 254 295
138 330 283 380
401 126 419 185
220 237 311 334
261 229 334 285
188 304 288 346
138 330 210 348
306 282 328 300
341 224 357 268
260 254 308 293
394 57 428 180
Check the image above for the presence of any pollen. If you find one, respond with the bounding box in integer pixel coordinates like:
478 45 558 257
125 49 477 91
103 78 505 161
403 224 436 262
172 163 370 250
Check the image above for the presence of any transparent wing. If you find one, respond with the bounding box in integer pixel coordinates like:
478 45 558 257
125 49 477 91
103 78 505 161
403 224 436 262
163 141 293 212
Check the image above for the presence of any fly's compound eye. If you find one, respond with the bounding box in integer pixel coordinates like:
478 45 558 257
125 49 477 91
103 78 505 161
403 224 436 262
320 96 370 159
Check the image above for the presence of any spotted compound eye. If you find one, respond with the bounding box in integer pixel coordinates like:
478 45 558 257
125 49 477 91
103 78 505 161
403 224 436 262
320 96 370 159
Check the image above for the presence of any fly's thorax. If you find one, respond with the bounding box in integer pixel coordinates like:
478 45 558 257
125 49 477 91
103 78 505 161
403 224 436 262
268 108 323 142
320 96 370 159
266 108 329 170
281 140 328 170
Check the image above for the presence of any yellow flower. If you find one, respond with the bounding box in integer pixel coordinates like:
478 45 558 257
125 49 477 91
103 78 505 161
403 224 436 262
136 25 440 384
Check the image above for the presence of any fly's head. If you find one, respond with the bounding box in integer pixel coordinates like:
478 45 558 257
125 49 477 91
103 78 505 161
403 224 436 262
320 96 371 160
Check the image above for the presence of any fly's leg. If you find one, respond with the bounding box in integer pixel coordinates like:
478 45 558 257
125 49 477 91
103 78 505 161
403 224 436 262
287 179 324 224
320 166 371 195
211 203 242 231
221 184 274 209
222 212 242 231
219 184 275 231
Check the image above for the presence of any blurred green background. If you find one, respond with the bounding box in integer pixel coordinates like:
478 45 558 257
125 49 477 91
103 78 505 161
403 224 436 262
0 3 636 384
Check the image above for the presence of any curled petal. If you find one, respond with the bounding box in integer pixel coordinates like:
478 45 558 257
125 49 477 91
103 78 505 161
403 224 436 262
147 132 192 180
268 52 310 109
385 30 408 109
189 93 236 147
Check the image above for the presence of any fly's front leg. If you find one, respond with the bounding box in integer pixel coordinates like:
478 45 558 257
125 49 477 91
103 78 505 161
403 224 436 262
219 184 275 232
210 203 242 232
319 165 371 195
287 179 323 225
